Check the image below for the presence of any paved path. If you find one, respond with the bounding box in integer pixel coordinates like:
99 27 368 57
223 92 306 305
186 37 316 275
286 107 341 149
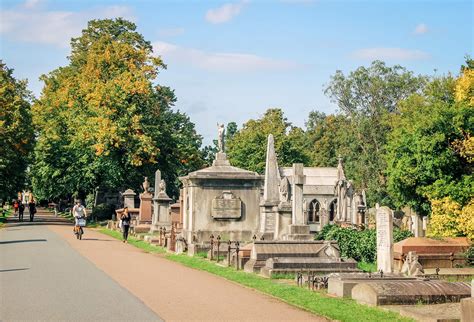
1 211 160 321
2 211 324 321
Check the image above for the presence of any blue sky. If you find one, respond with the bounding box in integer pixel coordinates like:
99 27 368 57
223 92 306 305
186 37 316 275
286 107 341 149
1 0 472 144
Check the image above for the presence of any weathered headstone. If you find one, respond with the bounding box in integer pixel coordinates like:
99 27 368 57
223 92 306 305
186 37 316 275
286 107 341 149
376 205 393 273
150 174 172 232
122 189 136 209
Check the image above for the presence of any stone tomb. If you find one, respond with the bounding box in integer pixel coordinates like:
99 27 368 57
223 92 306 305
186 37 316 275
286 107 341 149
351 280 471 306
394 237 471 270
244 240 358 277
180 152 263 245
328 274 418 298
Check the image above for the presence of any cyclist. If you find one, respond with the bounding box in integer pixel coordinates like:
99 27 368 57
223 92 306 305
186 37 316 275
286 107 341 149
72 200 87 236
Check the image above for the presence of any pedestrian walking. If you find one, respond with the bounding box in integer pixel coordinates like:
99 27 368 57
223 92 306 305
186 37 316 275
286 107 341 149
18 202 25 222
28 200 36 222
13 200 19 216
120 207 131 243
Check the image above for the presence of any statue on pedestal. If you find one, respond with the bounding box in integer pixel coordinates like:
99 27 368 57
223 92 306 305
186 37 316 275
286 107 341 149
217 123 225 153
142 177 150 193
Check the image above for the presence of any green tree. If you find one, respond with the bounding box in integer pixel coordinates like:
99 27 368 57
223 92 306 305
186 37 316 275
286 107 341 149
31 19 203 201
385 75 473 215
0 61 34 201
324 61 427 206
226 109 310 173
305 112 353 167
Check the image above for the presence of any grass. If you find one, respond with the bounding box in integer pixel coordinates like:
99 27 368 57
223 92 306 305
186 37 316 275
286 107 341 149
271 273 296 280
99 228 413 322
357 261 377 272
99 229 166 254
0 209 12 227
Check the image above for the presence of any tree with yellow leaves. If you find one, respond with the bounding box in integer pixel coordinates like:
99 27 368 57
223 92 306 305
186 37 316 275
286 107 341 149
31 19 204 201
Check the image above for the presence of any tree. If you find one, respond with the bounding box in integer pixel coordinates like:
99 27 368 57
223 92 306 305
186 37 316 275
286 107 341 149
324 61 427 206
31 19 203 201
305 112 353 168
385 73 473 216
226 109 310 173
0 61 34 201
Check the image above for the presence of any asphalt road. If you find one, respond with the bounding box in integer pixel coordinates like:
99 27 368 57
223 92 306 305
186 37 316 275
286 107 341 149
0 213 161 321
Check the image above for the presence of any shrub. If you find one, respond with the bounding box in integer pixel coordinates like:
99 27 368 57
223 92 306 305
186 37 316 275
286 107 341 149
465 245 474 266
315 225 412 263
91 203 115 221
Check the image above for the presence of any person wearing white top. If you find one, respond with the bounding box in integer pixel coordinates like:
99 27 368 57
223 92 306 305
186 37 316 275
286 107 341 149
72 200 87 226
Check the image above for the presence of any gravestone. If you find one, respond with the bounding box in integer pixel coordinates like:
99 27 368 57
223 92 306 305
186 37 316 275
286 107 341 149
150 174 172 233
138 177 153 223
123 189 136 209
376 205 393 274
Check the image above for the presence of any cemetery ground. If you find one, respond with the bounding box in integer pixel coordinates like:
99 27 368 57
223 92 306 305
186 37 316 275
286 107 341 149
0 210 416 321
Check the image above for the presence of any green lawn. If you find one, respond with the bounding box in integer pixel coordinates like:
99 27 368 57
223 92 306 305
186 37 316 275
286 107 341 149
98 228 412 322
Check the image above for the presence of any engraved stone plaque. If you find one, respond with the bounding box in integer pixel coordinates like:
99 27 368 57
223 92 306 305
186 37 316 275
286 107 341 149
211 191 242 220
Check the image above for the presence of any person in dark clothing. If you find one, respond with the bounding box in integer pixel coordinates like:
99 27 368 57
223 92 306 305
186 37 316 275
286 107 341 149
18 202 25 222
120 207 131 243
28 201 36 222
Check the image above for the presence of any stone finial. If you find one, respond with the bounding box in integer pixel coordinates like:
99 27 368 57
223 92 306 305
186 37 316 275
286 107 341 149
263 134 280 202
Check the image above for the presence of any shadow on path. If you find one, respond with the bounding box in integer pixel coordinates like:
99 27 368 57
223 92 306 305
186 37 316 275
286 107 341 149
0 239 47 245
0 268 30 273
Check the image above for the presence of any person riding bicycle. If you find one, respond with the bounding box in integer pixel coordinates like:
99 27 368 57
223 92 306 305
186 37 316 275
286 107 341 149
72 200 87 235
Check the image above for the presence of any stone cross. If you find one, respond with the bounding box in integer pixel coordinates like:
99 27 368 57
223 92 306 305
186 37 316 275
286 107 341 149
291 163 305 225
376 206 394 273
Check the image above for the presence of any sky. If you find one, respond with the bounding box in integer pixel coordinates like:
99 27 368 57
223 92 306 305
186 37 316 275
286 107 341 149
1 0 473 145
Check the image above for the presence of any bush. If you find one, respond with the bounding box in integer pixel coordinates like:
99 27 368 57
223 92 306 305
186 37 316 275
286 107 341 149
91 203 115 221
394 228 413 242
465 245 474 266
315 225 413 263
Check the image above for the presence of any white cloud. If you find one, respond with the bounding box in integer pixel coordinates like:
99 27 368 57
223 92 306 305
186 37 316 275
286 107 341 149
205 1 248 24
0 1 134 48
23 0 42 9
157 27 185 37
352 47 430 61
153 40 299 72
413 23 429 35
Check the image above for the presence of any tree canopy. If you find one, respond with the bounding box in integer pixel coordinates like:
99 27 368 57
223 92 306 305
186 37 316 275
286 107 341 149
226 109 310 173
385 62 473 218
0 61 34 201
323 61 427 206
31 19 203 200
